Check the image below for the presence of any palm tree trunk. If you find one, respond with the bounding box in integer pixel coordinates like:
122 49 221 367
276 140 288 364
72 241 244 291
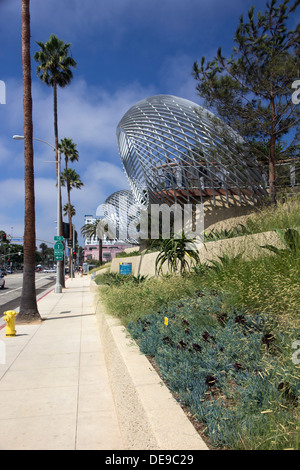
18 0 41 322
64 157 73 274
53 80 59 178
67 178 73 273
98 238 103 265
53 80 65 287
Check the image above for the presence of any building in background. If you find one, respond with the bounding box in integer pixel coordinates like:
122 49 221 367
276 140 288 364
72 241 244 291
83 214 134 263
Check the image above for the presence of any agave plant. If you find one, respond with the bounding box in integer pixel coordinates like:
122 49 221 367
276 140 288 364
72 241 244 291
204 224 249 242
155 232 200 275
208 253 242 273
261 227 300 256
130 274 148 284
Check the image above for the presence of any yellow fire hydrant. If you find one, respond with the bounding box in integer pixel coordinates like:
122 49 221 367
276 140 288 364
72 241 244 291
3 310 18 337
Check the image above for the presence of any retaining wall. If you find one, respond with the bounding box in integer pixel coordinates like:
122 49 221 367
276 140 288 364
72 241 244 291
110 231 284 277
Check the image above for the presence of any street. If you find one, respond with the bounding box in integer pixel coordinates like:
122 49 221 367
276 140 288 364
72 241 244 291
0 272 57 318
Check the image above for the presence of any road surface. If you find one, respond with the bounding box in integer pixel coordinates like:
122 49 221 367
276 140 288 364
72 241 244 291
0 272 57 318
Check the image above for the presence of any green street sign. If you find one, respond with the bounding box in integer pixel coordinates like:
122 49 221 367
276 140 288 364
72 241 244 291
54 235 63 241
54 241 64 251
54 253 63 261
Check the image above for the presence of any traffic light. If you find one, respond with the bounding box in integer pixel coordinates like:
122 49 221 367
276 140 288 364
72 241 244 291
73 250 76 260
1 233 6 242
62 222 70 239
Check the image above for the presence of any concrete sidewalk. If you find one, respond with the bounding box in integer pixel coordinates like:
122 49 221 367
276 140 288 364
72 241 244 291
0 276 124 450
0 275 208 451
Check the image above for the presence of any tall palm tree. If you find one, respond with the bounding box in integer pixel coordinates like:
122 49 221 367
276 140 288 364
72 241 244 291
63 203 76 218
33 36 77 172
81 220 103 266
18 0 41 322
33 35 76 287
61 168 83 271
61 169 83 198
59 138 79 240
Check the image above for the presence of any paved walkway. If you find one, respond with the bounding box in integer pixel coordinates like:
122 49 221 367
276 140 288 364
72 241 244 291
0 275 209 451
0 276 124 450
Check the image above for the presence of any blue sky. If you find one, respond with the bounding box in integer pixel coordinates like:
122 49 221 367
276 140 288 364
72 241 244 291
0 0 280 247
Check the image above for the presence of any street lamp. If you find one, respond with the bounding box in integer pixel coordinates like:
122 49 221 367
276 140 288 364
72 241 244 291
13 134 62 293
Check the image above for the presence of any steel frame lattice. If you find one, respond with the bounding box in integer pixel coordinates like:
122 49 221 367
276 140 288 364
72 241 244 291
102 189 141 244
116 95 266 209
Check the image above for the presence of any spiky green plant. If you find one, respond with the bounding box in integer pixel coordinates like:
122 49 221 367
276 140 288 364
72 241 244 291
261 227 300 256
155 232 200 275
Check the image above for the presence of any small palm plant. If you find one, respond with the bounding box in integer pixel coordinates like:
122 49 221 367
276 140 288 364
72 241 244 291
155 232 200 275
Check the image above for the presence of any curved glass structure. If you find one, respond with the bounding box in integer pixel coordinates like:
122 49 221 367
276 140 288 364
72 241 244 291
102 189 141 244
116 95 266 209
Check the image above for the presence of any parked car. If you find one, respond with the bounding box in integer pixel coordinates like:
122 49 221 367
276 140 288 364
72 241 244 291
43 268 56 273
0 273 5 289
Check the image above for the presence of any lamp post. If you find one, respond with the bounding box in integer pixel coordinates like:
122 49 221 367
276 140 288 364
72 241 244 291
13 134 62 293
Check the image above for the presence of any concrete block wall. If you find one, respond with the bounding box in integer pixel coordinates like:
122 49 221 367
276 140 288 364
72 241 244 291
110 231 284 278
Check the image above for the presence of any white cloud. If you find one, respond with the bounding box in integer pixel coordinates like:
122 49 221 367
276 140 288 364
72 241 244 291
0 74 155 246
70 160 130 231
54 79 156 151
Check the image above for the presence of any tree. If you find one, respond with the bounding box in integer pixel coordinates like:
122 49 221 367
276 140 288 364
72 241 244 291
155 232 200 275
61 169 83 204
61 168 83 272
81 220 103 266
34 34 77 286
63 203 76 218
33 36 77 172
18 0 41 322
59 137 79 240
192 0 300 205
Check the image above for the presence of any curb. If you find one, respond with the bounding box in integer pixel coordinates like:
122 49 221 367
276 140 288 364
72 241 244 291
91 279 208 451
0 285 55 331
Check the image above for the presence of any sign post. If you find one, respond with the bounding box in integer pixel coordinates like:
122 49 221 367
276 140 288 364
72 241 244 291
54 240 64 264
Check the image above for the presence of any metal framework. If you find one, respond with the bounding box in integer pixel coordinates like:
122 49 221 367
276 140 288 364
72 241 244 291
102 189 141 244
116 95 266 209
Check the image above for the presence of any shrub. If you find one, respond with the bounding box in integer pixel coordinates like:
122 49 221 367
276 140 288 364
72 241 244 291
244 198 300 234
155 233 200 275
95 271 148 286
127 291 300 449
99 273 201 326
115 250 141 258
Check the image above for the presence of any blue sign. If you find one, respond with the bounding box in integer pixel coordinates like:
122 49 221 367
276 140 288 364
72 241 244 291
119 262 132 275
